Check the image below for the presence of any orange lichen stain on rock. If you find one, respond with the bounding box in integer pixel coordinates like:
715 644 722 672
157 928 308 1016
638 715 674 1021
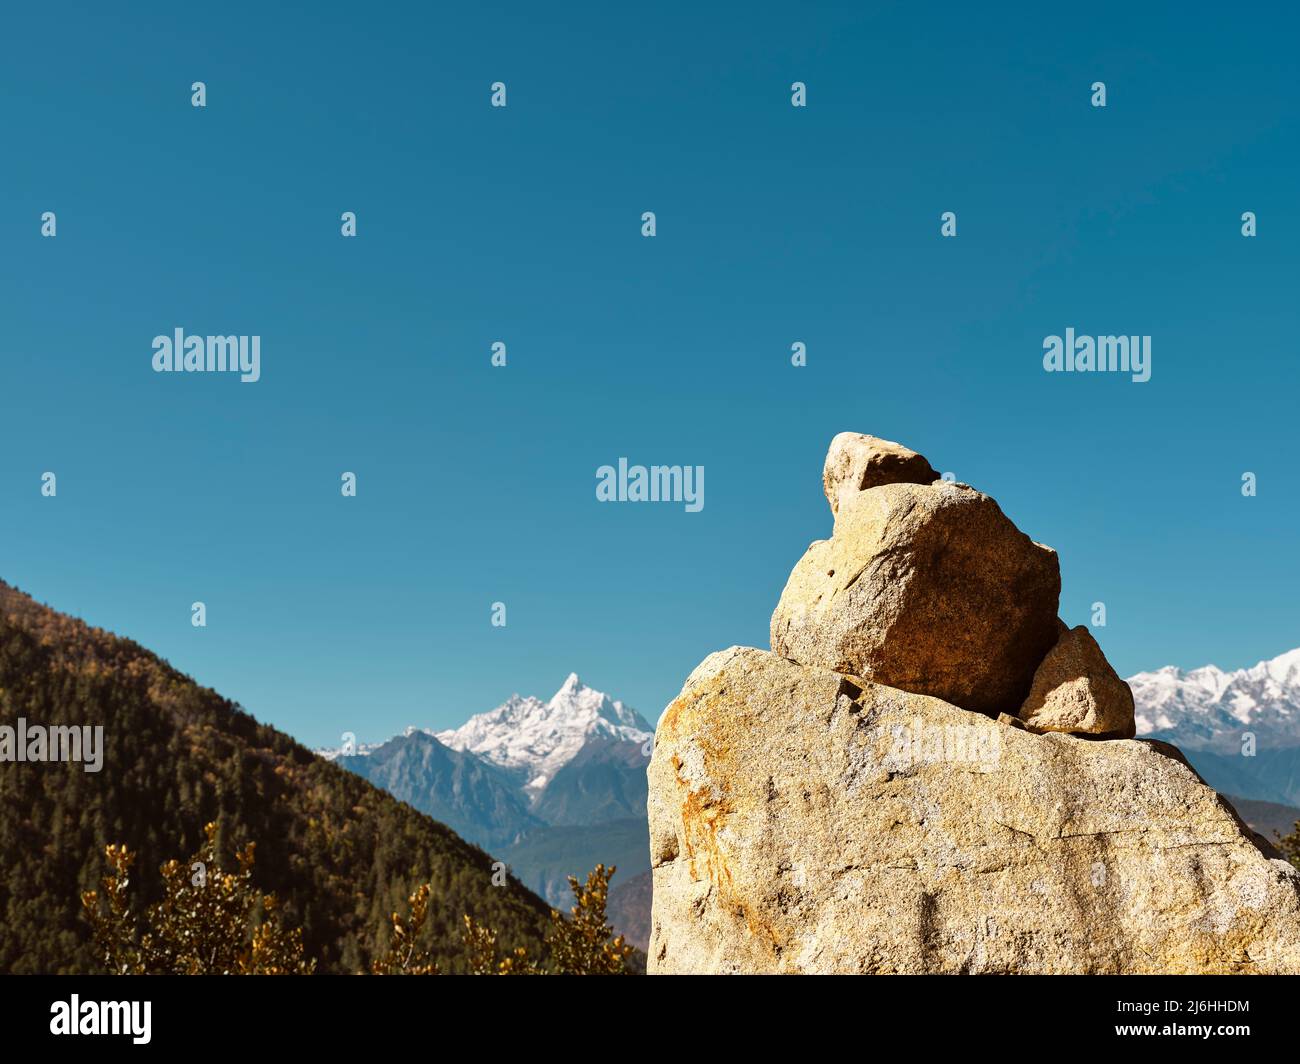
659 695 686 736
735 898 788 959
667 687 742 890
662 676 791 958
669 755 696 866
681 788 735 891
671 752 734 889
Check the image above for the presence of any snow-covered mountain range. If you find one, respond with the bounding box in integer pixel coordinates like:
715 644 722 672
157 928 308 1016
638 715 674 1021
316 674 655 907
317 673 652 780
1131 647 1300 752
1130 646 1300 805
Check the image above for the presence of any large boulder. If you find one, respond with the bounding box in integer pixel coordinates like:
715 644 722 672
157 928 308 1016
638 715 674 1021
770 480 1060 714
1018 625 1137 738
822 433 938 518
648 647 1300 974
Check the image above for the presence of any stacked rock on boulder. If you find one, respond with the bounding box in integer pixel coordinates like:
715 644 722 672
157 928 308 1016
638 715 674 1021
821 431 938 516
647 433 1300 974
772 476 1060 715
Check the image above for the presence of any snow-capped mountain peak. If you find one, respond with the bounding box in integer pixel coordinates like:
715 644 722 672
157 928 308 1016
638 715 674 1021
546 672 647 731
435 674 653 794
1265 647 1300 685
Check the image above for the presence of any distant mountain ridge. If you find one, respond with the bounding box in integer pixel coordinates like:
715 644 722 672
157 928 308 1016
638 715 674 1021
1223 794 1300 845
1130 646 1300 805
336 731 543 851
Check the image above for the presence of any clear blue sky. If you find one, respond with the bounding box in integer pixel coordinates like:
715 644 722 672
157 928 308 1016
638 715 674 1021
2 1 1295 748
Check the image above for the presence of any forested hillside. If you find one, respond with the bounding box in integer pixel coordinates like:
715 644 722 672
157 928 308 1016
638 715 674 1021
0 580 551 973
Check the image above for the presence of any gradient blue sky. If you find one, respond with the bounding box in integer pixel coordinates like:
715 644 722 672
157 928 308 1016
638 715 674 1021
2 2 1295 748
